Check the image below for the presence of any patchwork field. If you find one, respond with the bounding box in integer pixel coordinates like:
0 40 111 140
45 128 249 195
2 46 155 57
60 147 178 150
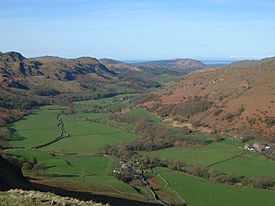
143 139 275 178
6 99 147 199
154 167 275 206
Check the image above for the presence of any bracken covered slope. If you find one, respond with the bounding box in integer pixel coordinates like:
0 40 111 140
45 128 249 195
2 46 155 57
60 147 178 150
139 57 275 140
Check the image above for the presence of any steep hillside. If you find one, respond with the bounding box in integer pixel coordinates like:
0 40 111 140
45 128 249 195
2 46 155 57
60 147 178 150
138 57 275 140
0 52 41 78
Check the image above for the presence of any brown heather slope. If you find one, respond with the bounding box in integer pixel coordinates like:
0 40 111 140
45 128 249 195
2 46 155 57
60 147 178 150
139 57 275 140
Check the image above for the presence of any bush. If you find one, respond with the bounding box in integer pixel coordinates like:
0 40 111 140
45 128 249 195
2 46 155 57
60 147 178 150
266 117 275 128
0 127 10 140
31 163 47 176
237 106 245 115
225 113 234 121
213 109 223 116
242 176 274 189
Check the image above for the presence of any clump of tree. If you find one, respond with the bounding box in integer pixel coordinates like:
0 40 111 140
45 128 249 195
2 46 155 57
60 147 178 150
225 113 235 122
237 105 245 115
22 157 47 176
264 146 275 160
132 94 161 105
0 126 10 149
33 88 60 96
156 96 213 118
242 176 274 189
213 108 223 116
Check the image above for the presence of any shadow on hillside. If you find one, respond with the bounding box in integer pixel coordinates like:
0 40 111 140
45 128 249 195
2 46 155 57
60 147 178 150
7 127 26 141
46 174 79 178
31 182 163 206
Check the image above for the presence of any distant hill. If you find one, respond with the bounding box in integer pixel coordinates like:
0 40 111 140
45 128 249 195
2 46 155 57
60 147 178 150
99 58 142 73
135 58 206 73
138 57 275 140
100 58 206 75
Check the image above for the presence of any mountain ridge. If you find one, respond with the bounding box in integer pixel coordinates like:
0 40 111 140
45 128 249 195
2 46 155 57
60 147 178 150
0 52 117 81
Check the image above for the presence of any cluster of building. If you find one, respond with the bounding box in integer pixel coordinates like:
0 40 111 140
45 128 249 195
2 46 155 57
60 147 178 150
244 143 271 152
113 160 147 185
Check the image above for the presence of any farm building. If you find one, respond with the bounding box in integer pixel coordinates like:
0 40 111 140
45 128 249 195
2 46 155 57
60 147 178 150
244 143 271 152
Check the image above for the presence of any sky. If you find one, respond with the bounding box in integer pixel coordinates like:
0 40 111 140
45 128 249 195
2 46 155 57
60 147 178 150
0 0 275 60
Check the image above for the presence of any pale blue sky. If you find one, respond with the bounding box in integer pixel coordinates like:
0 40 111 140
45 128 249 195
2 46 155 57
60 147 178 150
0 0 275 60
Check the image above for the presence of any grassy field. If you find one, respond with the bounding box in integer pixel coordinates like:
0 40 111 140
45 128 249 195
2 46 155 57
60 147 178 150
9 105 65 148
7 149 141 196
212 152 275 178
142 139 243 166
7 98 146 198
154 167 275 206
44 116 139 154
124 108 159 122
143 139 275 178
9 103 139 154
155 74 182 85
